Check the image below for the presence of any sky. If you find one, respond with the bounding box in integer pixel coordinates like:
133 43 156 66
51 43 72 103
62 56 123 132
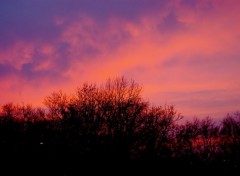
0 0 240 120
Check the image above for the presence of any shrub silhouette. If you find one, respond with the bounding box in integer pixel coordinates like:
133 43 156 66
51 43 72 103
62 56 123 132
0 77 239 172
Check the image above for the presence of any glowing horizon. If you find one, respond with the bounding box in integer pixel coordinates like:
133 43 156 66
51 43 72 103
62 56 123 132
0 0 240 120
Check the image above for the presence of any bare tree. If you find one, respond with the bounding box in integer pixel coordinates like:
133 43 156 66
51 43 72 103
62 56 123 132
44 90 69 119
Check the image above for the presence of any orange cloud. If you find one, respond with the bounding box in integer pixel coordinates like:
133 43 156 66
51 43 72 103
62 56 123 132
1 0 240 119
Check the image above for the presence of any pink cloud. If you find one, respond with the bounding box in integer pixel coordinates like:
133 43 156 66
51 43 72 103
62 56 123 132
0 0 240 119
0 41 35 70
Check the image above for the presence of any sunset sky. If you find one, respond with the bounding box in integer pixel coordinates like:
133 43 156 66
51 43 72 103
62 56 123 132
0 0 240 120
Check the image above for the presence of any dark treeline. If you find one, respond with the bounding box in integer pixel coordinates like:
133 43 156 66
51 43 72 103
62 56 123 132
0 77 240 173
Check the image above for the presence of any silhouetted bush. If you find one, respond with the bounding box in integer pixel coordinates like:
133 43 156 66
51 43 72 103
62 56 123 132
0 77 239 172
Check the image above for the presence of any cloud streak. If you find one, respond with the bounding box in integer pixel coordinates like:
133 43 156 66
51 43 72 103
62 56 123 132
0 0 240 119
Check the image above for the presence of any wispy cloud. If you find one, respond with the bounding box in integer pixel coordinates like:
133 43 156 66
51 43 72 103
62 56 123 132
0 0 240 119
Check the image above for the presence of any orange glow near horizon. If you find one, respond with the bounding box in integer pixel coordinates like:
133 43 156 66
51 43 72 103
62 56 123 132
0 0 240 119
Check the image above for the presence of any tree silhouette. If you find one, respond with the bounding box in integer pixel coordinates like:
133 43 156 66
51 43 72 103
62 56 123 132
0 77 239 173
